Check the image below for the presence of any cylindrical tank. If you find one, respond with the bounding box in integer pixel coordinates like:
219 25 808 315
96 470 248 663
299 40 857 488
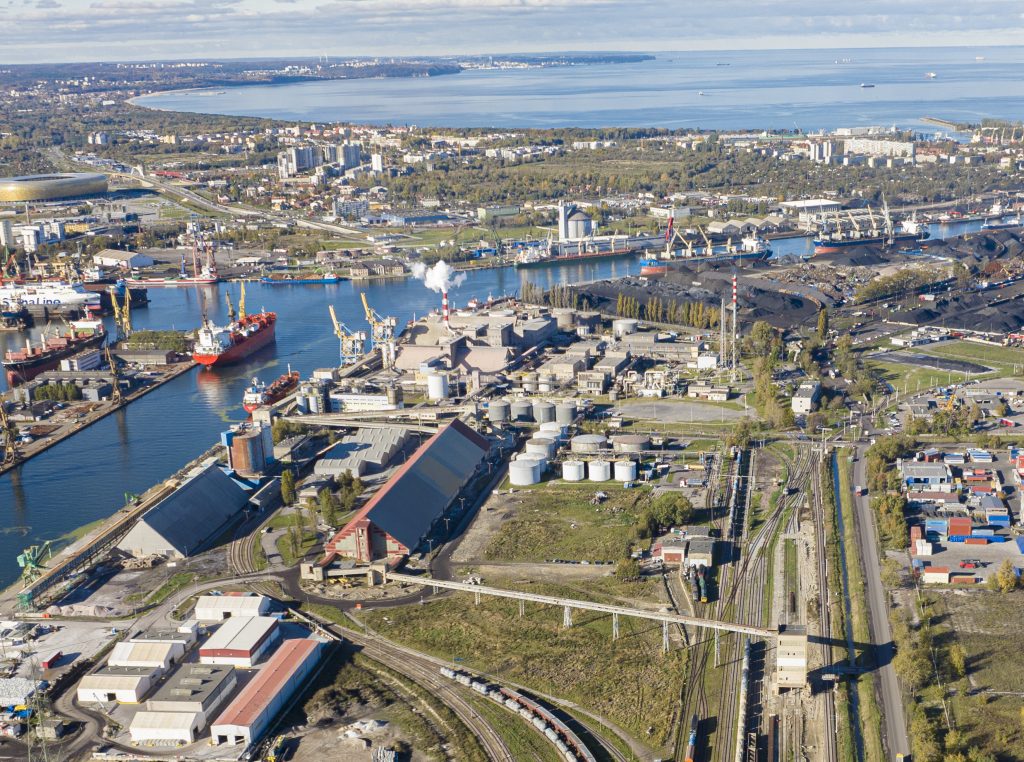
511 400 534 422
609 389 620 401
571 434 607 453
533 401 556 424
487 399 510 423
612 434 650 453
510 459 540 486
230 428 266 477
614 460 638 482
540 421 566 440
522 372 539 393
555 402 577 425
518 455 546 473
562 460 586 482
538 373 556 393
426 373 449 400
526 439 554 458
588 459 611 482
613 318 638 337
553 308 576 330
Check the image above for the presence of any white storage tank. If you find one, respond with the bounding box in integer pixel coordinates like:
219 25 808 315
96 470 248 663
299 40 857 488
510 459 540 486
533 400 556 424
488 399 510 423
588 459 611 482
562 460 586 482
571 434 607 453
555 402 577 425
538 373 556 393
613 318 638 337
526 439 554 459
553 308 576 330
426 373 449 400
540 421 566 439
511 400 534 422
614 460 638 482
522 372 539 393
612 434 650 453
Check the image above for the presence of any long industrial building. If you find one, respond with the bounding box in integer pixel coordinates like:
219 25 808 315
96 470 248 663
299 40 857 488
210 638 323 747
324 419 489 562
199 616 280 668
117 459 250 558
129 664 237 744
194 593 272 622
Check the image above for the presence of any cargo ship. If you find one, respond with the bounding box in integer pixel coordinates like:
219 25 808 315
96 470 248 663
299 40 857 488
242 368 300 412
260 272 342 285
813 207 929 255
639 234 772 276
193 310 277 367
3 319 106 386
125 223 220 287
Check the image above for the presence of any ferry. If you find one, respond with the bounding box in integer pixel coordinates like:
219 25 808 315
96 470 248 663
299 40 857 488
0 281 102 314
242 368 300 412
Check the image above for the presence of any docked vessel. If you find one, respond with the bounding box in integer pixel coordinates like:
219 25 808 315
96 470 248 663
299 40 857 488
193 310 277 367
3 319 106 386
0 281 102 315
260 272 342 285
813 204 929 255
124 222 220 287
639 231 772 276
981 202 1021 230
242 368 300 412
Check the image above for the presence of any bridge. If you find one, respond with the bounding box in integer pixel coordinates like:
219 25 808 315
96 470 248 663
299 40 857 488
385 572 776 646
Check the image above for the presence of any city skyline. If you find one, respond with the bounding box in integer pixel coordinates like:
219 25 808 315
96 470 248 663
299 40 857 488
2 0 1024 63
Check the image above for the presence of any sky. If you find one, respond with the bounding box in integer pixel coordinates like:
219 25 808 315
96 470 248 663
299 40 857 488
2 0 1024 63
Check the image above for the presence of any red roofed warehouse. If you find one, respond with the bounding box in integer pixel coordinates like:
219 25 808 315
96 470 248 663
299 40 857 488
210 638 322 747
325 420 489 562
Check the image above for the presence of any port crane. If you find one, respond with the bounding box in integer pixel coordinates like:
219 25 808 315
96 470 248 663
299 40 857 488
105 345 123 405
328 305 367 366
360 293 397 370
0 402 20 466
698 227 714 257
110 288 132 340
16 542 52 583
239 282 247 322
225 292 236 322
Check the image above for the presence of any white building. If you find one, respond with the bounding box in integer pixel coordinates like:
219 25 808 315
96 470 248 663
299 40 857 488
194 593 272 622
78 666 159 704
93 249 154 269
791 382 822 414
199 616 280 668
108 641 184 673
129 711 204 744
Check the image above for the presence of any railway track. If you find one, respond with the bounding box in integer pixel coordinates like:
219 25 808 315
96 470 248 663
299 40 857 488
813 450 839 762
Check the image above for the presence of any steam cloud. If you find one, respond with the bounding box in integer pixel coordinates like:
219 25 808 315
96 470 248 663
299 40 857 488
411 260 467 293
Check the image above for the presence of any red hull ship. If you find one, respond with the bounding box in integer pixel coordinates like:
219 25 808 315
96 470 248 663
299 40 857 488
192 311 277 367
3 320 106 386
242 369 299 412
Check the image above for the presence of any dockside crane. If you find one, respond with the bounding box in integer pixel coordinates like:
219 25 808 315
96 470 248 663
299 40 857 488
360 292 397 370
0 402 19 466
328 305 367 366
105 345 123 405
110 288 133 340
225 291 236 323
239 282 247 322
16 541 52 583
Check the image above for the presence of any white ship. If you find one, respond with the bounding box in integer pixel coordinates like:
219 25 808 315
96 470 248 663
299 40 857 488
0 281 102 313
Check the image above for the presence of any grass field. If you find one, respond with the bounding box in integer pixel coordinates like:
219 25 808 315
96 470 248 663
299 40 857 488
867 359 969 394
361 580 685 752
914 339 1024 376
483 484 648 563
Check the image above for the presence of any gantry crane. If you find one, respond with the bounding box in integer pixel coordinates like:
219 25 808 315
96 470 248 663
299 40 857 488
16 541 52 583
121 288 131 336
0 401 19 466
105 345 123 405
360 292 397 370
328 305 367 366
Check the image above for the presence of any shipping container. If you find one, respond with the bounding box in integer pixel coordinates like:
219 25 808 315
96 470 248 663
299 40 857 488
40 652 62 670
965 537 988 545
972 529 996 537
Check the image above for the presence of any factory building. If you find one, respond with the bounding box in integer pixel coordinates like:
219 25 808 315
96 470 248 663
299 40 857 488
313 427 410 479
325 420 489 562
199 616 281 668
78 666 159 704
211 638 323 747
129 711 204 744
194 593 272 622
776 624 809 689
92 249 154 269
108 641 184 673
117 459 251 558
130 663 237 743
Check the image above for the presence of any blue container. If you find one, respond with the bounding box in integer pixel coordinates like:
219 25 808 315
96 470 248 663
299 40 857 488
948 535 969 542
990 536 1008 543
1016 538 1024 554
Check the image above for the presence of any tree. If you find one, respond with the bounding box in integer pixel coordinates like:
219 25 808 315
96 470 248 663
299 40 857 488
948 643 966 679
995 559 1018 593
319 488 339 527
894 644 929 693
615 558 641 581
280 469 296 506
817 307 829 341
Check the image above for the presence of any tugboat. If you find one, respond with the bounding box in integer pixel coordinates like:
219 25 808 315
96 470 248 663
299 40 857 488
242 368 300 412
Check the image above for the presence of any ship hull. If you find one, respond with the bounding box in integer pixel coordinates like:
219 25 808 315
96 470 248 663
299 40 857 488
813 231 928 255
193 321 276 367
123 277 219 288
260 276 342 285
3 333 106 386
640 250 770 275
242 373 299 412
514 248 642 268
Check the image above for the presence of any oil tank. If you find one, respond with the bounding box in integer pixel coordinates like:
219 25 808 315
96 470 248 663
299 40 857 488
533 400 556 424
426 373 449 400
613 318 638 337
488 399 510 423
511 400 534 422
553 308 576 330
588 459 611 482
612 434 650 453
555 402 577 425
538 373 556 393
510 459 540 486
526 439 554 459
540 421 566 439
522 372 539 393
571 434 607 453
562 460 586 482
614 460 638 482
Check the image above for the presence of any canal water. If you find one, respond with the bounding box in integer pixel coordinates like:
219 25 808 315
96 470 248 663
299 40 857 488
0 216 988 586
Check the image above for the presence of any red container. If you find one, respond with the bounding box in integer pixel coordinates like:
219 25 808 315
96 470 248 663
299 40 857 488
965 537 988 545
949 518 972 535
952 576 977 584
41 651 62 669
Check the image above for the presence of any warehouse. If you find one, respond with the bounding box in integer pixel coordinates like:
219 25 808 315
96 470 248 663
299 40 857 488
199 616 280 668
129 711 203 744
194 593 272 622
211 638 323 747
117 459 250 558
108 641 183 673
77 666 158 704
145 664 236 724
325 420 489 562
92 249 154 269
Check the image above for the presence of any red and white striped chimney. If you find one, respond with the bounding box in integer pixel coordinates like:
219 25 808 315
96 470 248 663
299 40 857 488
442 291 451 329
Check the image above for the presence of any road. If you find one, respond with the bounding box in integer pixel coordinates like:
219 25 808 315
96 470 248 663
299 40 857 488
851 449 910 759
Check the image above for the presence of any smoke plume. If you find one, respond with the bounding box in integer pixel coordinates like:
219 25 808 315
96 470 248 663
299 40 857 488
411 260 467 293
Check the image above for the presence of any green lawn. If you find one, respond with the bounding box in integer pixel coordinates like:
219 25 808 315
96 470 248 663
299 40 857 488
482 484 648 563
867 359 969 395
913 339 1024 376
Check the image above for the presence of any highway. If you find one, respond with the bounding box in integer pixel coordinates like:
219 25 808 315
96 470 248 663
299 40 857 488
851 449 911 759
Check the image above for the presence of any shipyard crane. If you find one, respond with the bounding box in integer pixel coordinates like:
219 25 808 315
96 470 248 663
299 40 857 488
121 288 132 336
105 345 123 405
110 289 123 340
846 211 863 238
16 542 52 583
238 282 247 322
697 227 714 257
360 292 397 370
225 292 236 323
0 402 19 466
328 305 367 366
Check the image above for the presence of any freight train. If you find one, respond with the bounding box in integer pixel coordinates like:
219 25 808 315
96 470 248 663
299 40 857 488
440 667 596 762
684 714 698 762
